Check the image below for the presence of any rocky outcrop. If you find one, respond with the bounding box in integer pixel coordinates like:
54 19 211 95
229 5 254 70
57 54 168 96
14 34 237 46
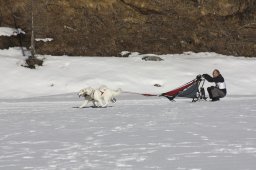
0 0 255 57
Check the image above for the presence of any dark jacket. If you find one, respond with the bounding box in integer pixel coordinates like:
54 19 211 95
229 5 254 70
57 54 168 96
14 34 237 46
203 74 227 94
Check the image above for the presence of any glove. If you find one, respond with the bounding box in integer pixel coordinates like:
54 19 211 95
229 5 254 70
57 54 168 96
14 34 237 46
202 74 207 78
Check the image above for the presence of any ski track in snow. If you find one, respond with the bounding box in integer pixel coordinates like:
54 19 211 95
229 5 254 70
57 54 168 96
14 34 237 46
0 94 256 170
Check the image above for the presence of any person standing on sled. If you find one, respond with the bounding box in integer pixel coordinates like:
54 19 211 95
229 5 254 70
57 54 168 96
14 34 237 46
202 69 227 101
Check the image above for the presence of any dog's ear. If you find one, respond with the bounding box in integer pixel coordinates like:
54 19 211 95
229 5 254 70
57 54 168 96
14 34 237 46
80 90 85 95
85 88 92 95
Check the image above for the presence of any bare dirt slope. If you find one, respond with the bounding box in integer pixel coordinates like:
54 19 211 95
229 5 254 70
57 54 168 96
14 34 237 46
0 0 255 56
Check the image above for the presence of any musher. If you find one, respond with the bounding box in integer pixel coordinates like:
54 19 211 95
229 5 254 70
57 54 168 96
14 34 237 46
202 69 227 101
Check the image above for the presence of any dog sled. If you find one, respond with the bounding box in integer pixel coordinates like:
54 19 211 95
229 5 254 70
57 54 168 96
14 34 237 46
159 75 207 102
126 75 207 102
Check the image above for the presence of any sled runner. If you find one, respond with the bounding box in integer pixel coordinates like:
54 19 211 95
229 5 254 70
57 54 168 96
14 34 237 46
160 75 207 102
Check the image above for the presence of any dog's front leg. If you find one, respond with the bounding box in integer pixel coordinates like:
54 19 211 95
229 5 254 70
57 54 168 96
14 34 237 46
79 100 89 108
92 100 97 107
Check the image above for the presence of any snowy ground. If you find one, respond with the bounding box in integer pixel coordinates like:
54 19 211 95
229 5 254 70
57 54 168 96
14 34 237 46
0 47 256 169
0 48 256 99
0 94 256 170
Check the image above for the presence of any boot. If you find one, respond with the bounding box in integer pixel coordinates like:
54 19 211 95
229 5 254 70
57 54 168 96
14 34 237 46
211 98 220 102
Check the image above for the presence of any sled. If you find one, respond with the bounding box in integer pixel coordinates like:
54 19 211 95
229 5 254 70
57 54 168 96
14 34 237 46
123 75 207 102
160 75 207 102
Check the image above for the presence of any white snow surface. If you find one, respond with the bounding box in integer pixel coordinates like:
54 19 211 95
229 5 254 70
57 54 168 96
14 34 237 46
35 38 53 42
0 27 25 36
0 48 256 170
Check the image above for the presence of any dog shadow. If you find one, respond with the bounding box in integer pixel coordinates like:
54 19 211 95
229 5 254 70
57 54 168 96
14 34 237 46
73 106 113 109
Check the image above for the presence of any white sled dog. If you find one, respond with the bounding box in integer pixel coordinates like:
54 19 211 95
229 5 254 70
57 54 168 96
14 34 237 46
78 86 122 108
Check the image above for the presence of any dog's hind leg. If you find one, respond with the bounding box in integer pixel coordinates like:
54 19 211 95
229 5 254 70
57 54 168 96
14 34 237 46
99 101 106 107
101 97 109 107
97 99 107 107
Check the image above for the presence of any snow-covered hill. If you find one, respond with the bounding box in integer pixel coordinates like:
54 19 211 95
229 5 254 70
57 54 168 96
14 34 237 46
0 48 256 99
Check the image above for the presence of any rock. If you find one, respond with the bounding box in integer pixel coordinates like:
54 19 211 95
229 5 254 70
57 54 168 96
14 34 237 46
0 0 255 57
142 55 163 61
23 56 44 69
154 84 162 87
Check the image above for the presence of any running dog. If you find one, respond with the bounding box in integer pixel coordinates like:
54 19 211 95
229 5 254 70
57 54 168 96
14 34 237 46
78 86 121 108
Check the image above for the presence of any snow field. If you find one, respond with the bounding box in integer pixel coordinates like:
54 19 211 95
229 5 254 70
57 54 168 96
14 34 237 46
0 94 256 170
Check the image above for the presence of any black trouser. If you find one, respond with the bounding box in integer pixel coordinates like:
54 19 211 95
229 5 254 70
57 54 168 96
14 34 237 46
207 86 226 99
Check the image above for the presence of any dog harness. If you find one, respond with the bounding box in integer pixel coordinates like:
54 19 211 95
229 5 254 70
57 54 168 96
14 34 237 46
100 90 105 95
